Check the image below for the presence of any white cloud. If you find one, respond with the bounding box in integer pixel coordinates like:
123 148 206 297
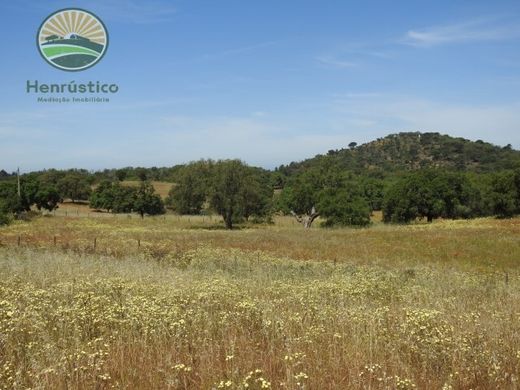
332 95 520 148
151 116 358 167
2 96 520 172
315 56 357 69
403 18 520 47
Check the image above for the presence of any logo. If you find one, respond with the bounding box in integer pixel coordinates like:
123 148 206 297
37 8 108 71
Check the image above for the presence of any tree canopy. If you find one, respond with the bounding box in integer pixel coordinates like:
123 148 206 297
278 163 371 228
90 180 165 217
383 170 479 223
209 160 272 229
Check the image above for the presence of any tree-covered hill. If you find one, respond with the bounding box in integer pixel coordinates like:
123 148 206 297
277 132 520 178
4 132 520 227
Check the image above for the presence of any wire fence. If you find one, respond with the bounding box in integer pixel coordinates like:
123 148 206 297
46 208 299 226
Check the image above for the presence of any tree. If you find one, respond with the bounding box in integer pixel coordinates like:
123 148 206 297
90 181 165 217
348 142 358 149
278 169 323 228
112 186 137 213
90 181 137 213
115 169 128 182
209 160 272 229
58 172 91 203
45 34 60 42
135 168 148 182
0 199 11 226
360 177 385 211
278 164 371 228
133 181 165 218
318 188 371 227
166 161 212 214
89 180 117 212
34 185 61 212
0 177 34 214
383 170 478 223
486 171 518 218
0 175 61 217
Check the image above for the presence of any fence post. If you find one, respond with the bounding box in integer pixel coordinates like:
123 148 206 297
94 237 97 250
53 236 57 246
137 239 141 249
17 235 21 246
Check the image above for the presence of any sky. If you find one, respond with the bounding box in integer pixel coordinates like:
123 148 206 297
1 0 520 172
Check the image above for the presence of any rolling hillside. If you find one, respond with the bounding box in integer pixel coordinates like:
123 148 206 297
277 132 520 177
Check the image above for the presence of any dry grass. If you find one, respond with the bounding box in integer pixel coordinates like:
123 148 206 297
1 216 520 389
121 181 173 199
1 215 520 271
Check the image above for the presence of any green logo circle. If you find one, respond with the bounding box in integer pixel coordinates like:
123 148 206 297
37 8 109 72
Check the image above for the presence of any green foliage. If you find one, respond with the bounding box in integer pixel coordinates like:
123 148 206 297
0 199 11 226
133 181 165 218
112 186 137 213
34 185 61 212
270 170 287 189
0 212 10 226
318 188 371 227
0 175 61 216
58 172 92 202
486 171 520 218
90 181 165 217
45 34 60 41
359 177 385 211
90 181 130 213
89 181 117 212
240 167 274 221
5 132 520 225
0 181 25 214
115 169 127 182
383 170 479 223
166 161 212 215
134 168 149 182
278 132 520 178
91 165 185 183
279 169 323 217
279 163 371 227
209 160 272 229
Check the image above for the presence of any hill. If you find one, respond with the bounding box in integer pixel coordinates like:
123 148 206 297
41 37 104 54
277 132 520 178
4 132 520 186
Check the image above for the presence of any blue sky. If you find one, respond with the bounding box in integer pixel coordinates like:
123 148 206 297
1 0 520 172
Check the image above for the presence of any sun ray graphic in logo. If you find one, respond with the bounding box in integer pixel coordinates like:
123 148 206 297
37 9 108 71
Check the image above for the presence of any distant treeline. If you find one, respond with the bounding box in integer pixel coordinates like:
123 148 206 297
2 132 520 228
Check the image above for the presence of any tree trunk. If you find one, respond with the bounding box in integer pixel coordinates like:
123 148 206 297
291 206 319 229
224 210 233 229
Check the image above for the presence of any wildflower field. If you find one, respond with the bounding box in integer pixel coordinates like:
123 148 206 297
1 215 520 389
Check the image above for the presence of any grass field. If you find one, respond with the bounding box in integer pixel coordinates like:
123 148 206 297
120 181 174 199
1 215 520 389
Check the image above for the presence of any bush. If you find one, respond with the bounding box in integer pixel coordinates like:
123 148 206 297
0 211 10 226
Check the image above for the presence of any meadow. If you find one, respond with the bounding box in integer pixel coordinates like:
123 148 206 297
1 214 520 389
